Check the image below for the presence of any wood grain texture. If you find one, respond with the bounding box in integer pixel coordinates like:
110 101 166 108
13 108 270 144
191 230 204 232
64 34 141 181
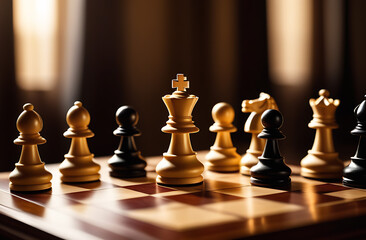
0 152 366 239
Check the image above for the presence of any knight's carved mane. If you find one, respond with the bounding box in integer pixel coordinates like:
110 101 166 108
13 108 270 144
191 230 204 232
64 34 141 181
244 93 278 132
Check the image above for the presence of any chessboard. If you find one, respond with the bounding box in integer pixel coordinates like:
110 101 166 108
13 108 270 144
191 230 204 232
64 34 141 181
1 152 366 240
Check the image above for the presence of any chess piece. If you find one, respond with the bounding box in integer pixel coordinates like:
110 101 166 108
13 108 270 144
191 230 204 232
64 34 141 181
156 74 204 186
59 101 100 182
250 109 291 187
9 103 52 192
205 102 241 172
301 90 343 180
343 96 366 188
240 93 278 175
108 106 147 178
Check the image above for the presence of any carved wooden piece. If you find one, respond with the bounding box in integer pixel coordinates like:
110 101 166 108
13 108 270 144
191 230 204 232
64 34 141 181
240 93 278 175
300 90 343 179
59 101 100 182
108 106 147 178
9 103 52 192
343 96 366 188
156 74 204 186
206 102 241 172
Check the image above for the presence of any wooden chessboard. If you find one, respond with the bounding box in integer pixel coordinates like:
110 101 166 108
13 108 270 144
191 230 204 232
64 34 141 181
1 152 366 239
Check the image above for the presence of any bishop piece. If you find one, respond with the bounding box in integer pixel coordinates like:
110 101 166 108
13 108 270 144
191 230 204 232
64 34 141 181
156 74 204 186
59 101 100 183
250 109 291 188
9 103 52 192
343 96 366 188
108 106 147 178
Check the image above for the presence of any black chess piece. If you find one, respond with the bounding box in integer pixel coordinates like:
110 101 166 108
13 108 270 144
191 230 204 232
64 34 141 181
343 96 366 188
108 106 147 178
250 109 291 188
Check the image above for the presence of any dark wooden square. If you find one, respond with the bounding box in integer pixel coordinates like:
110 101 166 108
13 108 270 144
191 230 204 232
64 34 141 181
163 191 243 205
258 192 343 206
123 183 175 194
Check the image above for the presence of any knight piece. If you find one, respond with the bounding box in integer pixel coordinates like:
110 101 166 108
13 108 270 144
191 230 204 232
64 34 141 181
155 74 204 186
9 103 52 192
343 96 366 188
240 93 279 175
301 89 343 180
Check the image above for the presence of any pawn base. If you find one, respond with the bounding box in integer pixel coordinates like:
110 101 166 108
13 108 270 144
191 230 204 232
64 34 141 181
61 174 100 183
250 156 292 188
343 178 366 189
9 163 53 192
10 182 52 192
240 150 262 176
59 155 101 183
342 157 366 188
250 177 291 188
108 152 147 179
206 147 240 173
156 175 203 186
110 170 146 178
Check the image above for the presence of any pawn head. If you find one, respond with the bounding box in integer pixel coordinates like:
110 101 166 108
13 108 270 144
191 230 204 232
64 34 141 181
16 103 43 134
212 102 235 124
116 106 139 127
261 109 283 129
66 101 90 129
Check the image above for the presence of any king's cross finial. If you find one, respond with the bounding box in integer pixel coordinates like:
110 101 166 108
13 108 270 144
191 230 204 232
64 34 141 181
172 74 189 92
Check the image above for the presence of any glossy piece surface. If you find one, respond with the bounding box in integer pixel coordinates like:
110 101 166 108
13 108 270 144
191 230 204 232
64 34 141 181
240 93 278 175
108 106 146 178
301 89 343 180
206 102 241 172
343 96 366 188
59 101 100 182
250 109 291 187
9 103 52 192
156 74 204 186
1 153 365 239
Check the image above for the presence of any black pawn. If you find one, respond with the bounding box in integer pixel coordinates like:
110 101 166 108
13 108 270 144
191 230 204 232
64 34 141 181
250 109 291 188
108 106 147 178
343 96 366 188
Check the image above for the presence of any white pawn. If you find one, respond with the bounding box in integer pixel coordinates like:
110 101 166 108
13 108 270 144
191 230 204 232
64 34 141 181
206 102 241 172
59 101 100 182
9 103 52 192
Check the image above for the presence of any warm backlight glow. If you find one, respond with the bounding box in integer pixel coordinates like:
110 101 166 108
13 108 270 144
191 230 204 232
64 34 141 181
267 0 313 85
13 0 58 91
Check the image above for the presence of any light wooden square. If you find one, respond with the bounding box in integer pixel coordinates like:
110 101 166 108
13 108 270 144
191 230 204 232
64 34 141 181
126 202 240 230
324 189 366 200
153 189 201 197
205 172 251 186
214 185 286 198
203 198 303 218
76 188 148 204
51 184 91 195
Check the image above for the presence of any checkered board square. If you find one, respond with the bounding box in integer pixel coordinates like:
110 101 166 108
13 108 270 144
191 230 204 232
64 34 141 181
1 158 366 240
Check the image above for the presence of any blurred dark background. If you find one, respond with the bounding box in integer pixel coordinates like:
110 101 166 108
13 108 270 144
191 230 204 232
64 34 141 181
0 0 365 171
